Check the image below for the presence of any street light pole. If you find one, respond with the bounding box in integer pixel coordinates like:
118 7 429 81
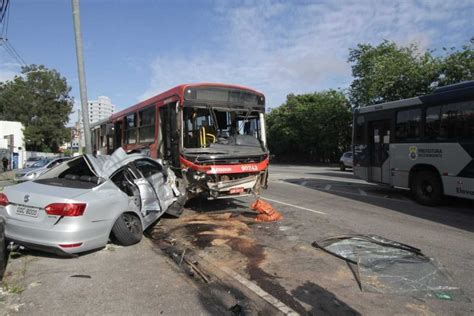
71 0 92 154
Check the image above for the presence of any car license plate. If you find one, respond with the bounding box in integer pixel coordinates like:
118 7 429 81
16 206 40 218
230 187 244 194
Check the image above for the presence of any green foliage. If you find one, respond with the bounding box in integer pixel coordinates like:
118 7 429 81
348 40 474 107
266 90 351 162
348 40 439 107
0 65 73 152
438 43 474 86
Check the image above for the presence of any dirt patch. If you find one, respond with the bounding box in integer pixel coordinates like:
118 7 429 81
150 211 308 314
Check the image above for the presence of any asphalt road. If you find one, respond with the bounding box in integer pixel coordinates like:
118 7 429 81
1 165 472 314
261 164 473 310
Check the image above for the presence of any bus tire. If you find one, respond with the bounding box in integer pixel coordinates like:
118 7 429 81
411 171 443 206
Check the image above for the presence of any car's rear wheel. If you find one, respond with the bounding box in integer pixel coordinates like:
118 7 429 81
112 213 143 246
339 163 346 171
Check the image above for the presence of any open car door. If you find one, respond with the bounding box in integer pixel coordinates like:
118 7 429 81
132 159 184 217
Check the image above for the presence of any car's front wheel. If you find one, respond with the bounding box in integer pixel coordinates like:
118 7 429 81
339 162 346 171
112 213 143 246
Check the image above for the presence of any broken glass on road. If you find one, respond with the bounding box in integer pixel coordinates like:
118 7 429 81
312 235 469 302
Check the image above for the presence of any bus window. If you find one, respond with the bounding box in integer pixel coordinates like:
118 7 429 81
440 101 474 140
138 106 156 143
396 108 421 142
125 113 137 144
114 120 122 149
354 115 365 144
425 106 441 140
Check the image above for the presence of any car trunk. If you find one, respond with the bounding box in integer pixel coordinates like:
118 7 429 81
4 181 90 226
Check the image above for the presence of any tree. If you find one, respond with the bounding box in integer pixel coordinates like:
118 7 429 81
266 90 352 163
348 40 439 107
348 40 474 107
0 65 73 152
437 42 474 86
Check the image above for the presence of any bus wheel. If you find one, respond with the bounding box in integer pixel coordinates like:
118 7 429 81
339 163 346 171
411 171 443 206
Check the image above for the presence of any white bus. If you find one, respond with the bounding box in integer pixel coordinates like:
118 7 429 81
353 81 474 205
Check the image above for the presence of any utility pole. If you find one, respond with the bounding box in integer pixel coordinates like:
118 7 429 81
71 0 92 154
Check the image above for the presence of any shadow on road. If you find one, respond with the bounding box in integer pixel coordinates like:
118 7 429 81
284 178 474 233
185 197 252 213
292 281 361 315
311 171 359 180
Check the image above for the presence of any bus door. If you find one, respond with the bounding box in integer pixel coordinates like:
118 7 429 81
368 119 391 183
159 102 180 167
114 120 123 150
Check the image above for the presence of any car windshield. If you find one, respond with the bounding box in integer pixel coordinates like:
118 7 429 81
31 159 51 168
183 106 262 149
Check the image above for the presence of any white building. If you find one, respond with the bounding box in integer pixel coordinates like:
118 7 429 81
75 96 115 149
88 96 115 124
0 120 26 169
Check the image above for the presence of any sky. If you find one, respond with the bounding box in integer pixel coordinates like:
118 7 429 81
0 0 472 124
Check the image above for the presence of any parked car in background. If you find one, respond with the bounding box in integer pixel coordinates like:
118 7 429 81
14 157 70 182
0 148 185 255
339 151 353 171
24 157 44 168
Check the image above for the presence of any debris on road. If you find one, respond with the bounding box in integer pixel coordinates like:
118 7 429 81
251 199 283 222
312 234 469 302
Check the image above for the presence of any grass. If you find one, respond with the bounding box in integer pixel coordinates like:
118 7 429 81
2 281 25 295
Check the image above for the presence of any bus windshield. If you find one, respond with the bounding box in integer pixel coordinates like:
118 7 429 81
183 106 262 149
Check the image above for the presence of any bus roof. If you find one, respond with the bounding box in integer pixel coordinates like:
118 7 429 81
111 83 264 120
357 80 474 114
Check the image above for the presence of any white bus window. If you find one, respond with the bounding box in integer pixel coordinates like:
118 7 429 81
425 106 441 140
440 101 474 140
396 109 421 142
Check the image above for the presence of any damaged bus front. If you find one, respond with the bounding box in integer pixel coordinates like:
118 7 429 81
179 86 269 199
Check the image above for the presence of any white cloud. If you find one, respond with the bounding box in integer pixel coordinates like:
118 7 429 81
141 0 473 108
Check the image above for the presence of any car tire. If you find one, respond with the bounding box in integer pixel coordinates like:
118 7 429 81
411 171 443 206
339 163 346 171
112 213 143 246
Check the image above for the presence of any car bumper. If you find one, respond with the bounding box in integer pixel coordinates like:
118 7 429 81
4 217 112 255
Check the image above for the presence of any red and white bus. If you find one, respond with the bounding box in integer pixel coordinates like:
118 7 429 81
90 83 269 199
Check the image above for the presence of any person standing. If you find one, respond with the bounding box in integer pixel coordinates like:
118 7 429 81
2 157 8 172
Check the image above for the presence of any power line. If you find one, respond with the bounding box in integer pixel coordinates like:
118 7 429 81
1 38 26 66
0 0 10 24
0 0 26 67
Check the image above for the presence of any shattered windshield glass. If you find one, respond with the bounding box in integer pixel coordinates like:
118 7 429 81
183 107 262 149
313 235 469 302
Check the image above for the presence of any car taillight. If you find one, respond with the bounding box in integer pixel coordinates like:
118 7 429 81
58 243 83 248
45 203 86 216
0 193 9 206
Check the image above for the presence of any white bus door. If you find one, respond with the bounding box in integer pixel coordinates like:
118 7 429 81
368 120 391 184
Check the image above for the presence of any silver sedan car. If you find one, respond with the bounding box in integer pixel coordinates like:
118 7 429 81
14 157 70 182
0 148 185 255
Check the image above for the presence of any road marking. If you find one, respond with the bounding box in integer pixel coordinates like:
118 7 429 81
324 184 331 190
275 179 415 204
220 266 299 316
358 188 367 196
261 197 327 215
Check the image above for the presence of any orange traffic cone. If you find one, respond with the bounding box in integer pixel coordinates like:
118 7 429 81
251 199 283 222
